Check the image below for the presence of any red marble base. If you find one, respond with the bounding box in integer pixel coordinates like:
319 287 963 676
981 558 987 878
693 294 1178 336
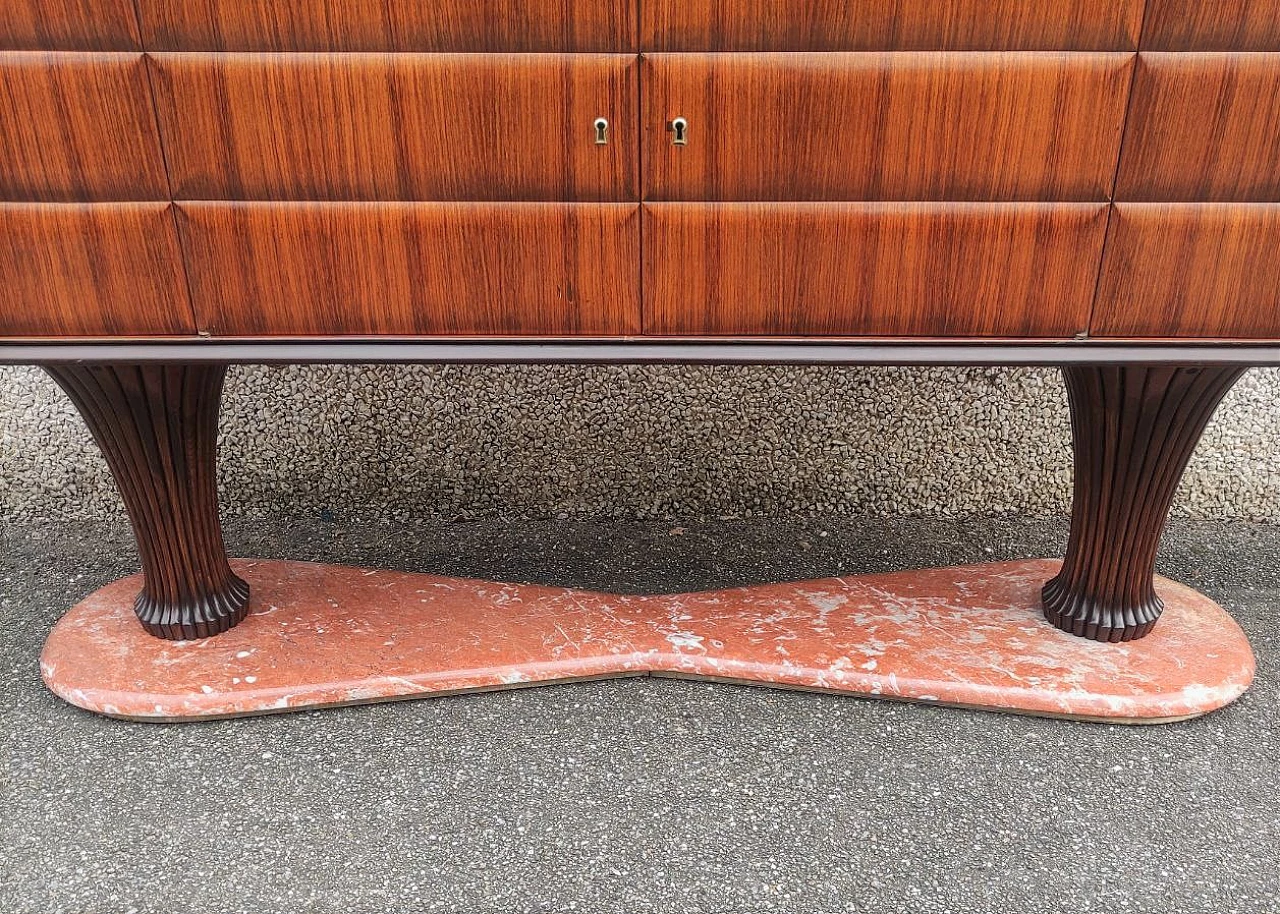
40 559 1254 724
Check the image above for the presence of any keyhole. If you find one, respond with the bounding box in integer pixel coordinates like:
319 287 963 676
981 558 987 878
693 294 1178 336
671 116 688 146
594 117 609 145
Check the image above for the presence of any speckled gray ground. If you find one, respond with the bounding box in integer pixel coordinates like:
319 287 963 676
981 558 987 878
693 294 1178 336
5 364 1280 524
1 516 1277 914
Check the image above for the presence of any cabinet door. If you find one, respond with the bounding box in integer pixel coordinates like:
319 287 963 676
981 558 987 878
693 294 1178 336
642 0 1142 51
136 0 634 52
1116 54 1280 202
0 0 140 50
644 53 1132 202
178 203 640 336
1142 0 1280 51
1094 205 1280 338
151 54 637 202
643 204 1108 337
0 204 193 337
0 53 169 201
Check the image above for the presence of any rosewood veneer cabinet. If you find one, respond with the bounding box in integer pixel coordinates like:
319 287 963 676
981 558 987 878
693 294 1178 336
3 0 1280 666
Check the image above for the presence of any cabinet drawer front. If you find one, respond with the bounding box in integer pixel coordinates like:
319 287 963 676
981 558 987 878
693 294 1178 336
152 54 637 202
645 54 1132 202
0 0 139 50
153 56 640 202
1116 54 1280 202
0 53 169 201
1094 205 1280 339
137 0 634 52
179 203 640 336
643 203 1107 337
643 0 1142 52
0 204 193 337
1143 1 1280 52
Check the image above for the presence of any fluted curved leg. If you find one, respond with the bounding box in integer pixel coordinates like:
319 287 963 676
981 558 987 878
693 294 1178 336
1042 365 1246 643
45 363 249 640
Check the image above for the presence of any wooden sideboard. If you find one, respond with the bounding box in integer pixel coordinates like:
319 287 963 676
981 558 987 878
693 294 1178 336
3 0 1279 647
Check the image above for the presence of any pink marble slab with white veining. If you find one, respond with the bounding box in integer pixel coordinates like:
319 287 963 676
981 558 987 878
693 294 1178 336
40 559 1255 723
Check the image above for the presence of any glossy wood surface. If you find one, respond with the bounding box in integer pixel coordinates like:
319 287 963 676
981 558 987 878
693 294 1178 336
644 53 1133 202
45 363 250 639
178 203 640 336
1143 0 1280 51
4 8 1280 345
1094 204 1280 338
643 204 1108 337
1043 365 1247 641
641 0 1142 51
0 53 169 202
0 0 139 50
151 54 637 202
1117 54 1280 202
0 204 193 337
136 0 635 52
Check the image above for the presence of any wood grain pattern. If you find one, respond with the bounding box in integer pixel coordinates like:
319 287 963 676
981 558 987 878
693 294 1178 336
178 203 640 336
644 53 1133 202
136 0 634 52
1043 365 1246 642
46 363 251 639
151 53 637 202
643 203 1108 336
642 0 1142 51
1116 54 1280 202
0 0 140 50
1093 204 1280 339
0 204 193 337
1143 0 1280 51
0 53 169 201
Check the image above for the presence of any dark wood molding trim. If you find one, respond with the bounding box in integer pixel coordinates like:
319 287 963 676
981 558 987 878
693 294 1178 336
45 363 250 639
1042 365 1247 642
6 339 1280 367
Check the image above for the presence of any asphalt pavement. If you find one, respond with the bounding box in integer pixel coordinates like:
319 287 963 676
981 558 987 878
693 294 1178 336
2 515 1277 914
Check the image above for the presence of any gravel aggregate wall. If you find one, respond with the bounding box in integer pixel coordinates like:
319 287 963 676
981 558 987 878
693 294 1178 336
3 364 1278 524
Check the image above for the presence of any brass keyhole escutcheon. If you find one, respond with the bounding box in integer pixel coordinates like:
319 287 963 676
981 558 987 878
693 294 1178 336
594 117 609 145
671 116 688 146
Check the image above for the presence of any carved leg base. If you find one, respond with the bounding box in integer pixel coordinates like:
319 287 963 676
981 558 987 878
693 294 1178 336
1043 365 1246 642
46 363 249 640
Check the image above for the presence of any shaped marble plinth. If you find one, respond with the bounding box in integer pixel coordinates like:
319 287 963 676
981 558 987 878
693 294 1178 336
40 559 1254 723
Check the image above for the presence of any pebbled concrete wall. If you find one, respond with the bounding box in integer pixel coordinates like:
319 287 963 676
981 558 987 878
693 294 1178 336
2 364 1279 525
